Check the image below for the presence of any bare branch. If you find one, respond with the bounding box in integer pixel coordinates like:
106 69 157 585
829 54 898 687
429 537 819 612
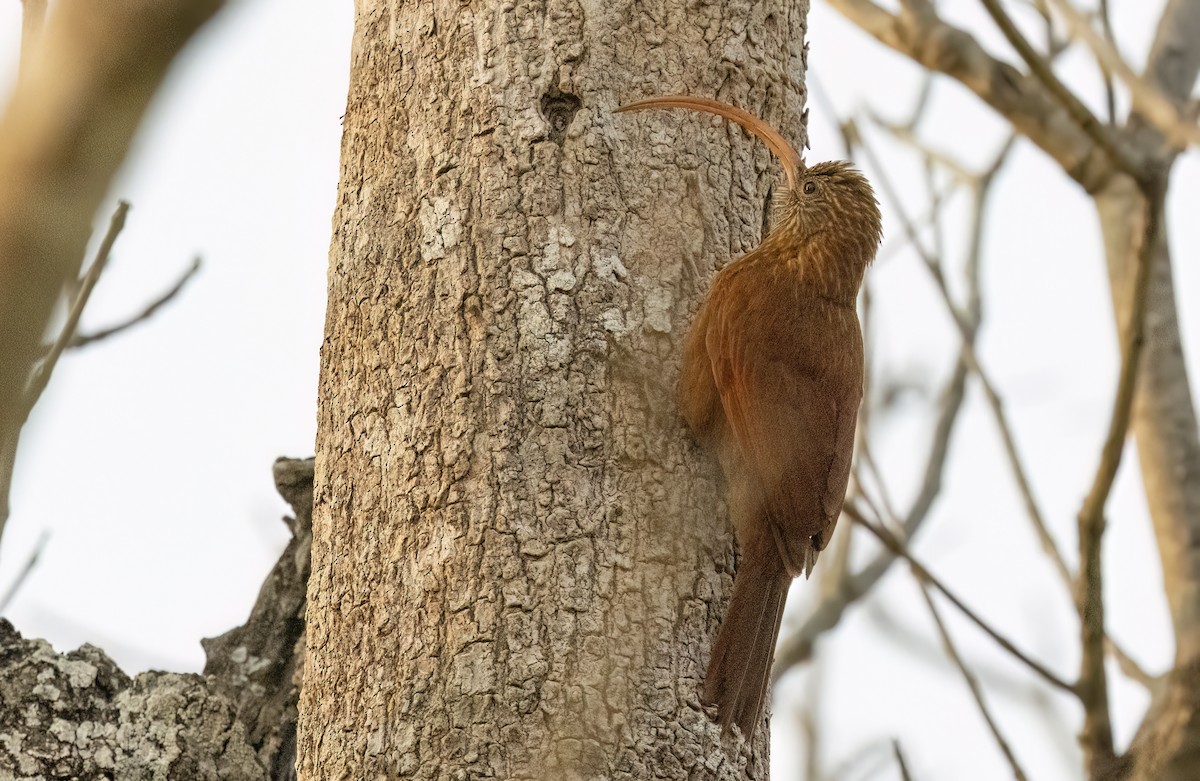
918 576 1030 781
820 486 857 605
25 203 130 407
893 740 915 781
1023 0 1070 60
1109 638 1157 690
978 0 1141 178
826 0 1119 191
858 120 1077 579
69 256 202 349
1075 180 1166 775
852 271 904 530
0 0 225 510
0 0 224 550
795 653 827 781
827 739 895 781
1046 0 1200 149
858 444 900 529
1097 0 1118 124
849 503 1076 694
0 529 49 613
0 203 128 541
1141 0 1200 109
879 118 978 184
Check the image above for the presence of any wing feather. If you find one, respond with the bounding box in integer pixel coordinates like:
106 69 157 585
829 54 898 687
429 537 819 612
704 268 862 575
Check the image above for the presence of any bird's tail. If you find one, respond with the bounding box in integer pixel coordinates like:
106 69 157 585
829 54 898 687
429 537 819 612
702 531 789 739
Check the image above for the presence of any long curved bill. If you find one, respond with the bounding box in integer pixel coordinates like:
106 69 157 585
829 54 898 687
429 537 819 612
615 95 804 191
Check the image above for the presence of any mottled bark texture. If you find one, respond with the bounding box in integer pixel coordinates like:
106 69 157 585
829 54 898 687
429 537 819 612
0 458 313 780
299 2 809 778
202 456 314 780
0 633 258 781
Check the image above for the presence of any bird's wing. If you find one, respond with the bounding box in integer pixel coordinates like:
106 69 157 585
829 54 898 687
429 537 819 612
707 277 861 575
679 299 720 436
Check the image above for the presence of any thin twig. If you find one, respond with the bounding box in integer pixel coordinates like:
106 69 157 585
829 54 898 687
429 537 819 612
878 118 979 185
1108 638 1155 689
0 202 129 543
859 442 900 527
68 256 202 349
978 0 1141 178
923 154 946 264
798 707 820 781
867 598 1062 701
893 740 914 781
1098 0 1117 125
895 73 936 135
857 123 1074 577
0 529 49 613
798 652 826 781
918 576 1030 780
821 487 857 603
874 187 958 265
856 259 873 450
809 74 855 160
1046 0 1200 149
860 121 1157 690
848 502 1076 694
23 202 130 407
851 463 889 537
1075 178 1166 775
1023 0 1059 59
826 739 895 781
853 275 901 530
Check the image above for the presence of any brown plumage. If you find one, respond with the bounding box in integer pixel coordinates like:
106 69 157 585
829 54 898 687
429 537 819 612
617 96 883 738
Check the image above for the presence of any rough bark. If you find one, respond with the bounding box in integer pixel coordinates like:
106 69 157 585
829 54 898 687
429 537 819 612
299 1 809 778
203 457 314 780
0 458 313 780
0 632 259 781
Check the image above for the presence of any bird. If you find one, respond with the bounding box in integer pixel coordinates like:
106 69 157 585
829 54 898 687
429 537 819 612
616 95 882 738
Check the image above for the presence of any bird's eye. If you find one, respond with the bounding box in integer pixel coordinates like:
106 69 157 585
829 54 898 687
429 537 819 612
803 181 817 194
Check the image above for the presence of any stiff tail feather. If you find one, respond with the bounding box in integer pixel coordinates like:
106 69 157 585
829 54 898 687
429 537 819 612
702 533 789 738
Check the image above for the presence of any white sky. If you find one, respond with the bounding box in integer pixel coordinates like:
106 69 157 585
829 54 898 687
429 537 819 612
1 2 1197 780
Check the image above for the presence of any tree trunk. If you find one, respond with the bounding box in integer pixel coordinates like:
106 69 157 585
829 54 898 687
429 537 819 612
298 1 809 778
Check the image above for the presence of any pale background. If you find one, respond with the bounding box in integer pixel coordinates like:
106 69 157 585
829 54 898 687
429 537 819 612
1 2 1197 779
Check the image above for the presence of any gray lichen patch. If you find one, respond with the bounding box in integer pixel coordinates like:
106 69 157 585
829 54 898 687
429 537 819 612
0 620 264 780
